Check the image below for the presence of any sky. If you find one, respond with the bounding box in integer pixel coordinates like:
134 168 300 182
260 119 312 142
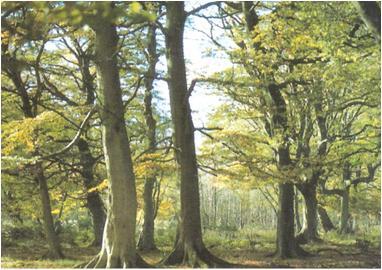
44 2 234 151
155 2 234 150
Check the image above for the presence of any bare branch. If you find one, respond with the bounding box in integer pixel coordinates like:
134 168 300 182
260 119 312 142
39 105 97 160
124 76 144 108
186 1 221 17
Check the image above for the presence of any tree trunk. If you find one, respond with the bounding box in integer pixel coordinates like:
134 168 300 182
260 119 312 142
295 188 302 232
85 8 148 267
239 3 305 257
340 187 351 234
275 148 305 258
138 23 159 252
5 49 64 259
296 183 319 244
276 181 298 258
340 162 351 234
36 163 64 259
213 186 218 228
268 83 306 258
161 2 230 267
355 1 381 41
138 177 156 251
77 138 106 247
318 205 335 232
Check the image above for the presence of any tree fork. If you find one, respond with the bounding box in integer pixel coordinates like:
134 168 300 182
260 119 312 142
296 182 321 244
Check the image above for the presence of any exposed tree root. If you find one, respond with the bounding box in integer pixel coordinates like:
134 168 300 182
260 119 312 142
316 248 344 256
273 243 312 259
81 252 151 268
136 254 152 268
160 243 235 268
296 231 322 245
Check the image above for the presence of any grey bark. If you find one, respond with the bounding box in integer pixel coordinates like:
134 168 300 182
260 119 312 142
295 188 302 232
296 182 319 244
85 6 147 267
138 23 159 252
268 84 306 258
77 138 106 247
4 54 63 259
318 205 336 232
340 162 351 234
72 35 106 247
296 97 327 243
355 1 381 41
161 2 230 267
36 163 64 259
240 3 305 258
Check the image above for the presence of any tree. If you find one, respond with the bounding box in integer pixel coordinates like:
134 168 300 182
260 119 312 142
54 29 106 246
355 1 381 41
82 3 148 267
239 2 306 258
1 3 64 258
161 2 230 267
138 21 160 252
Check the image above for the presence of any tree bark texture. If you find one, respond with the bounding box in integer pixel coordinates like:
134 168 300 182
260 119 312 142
318 205 336 232
296 98 328 243
355 1 381 41
239 2 304 258
275 149 302 258
295 188 302 232
296 183 319 244
268 84 306 258
162 2 230 267
77 138 106 247
340 163 351 234
138 24 159 252
86 11 146 267
36 163 64 259
340 187 351 234
4 58 64 259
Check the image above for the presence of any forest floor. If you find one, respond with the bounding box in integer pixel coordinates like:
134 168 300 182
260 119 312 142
2 234 380 268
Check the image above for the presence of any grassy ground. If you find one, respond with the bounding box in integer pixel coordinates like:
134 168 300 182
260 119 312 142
1 230 380 268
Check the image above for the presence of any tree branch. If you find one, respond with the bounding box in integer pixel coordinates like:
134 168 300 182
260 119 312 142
186 1 221 17
38 105 97 160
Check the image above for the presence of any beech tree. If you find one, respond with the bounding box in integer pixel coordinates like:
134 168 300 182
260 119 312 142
2 4 64 258
1 1 380 268
138 22 160 252
79 3 149 267
161 2 231 267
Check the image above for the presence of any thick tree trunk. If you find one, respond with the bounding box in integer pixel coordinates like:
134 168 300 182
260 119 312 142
85 9 148 267
138 24 159 252
268 84 306 258
276 182 298 258
77 138 106 247
36 163 64 259
239 3 305 257
318 205 336 232
275 147 306 258
87 192 106 247
162 2 230 267
296 183 319 244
